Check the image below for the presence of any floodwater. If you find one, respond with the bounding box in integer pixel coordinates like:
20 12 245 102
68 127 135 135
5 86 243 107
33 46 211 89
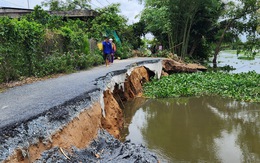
211 51 260 73
121 96 260 163
121 52 260 162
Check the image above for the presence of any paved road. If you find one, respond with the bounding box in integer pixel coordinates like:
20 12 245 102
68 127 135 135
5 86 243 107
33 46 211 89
0 57 161 129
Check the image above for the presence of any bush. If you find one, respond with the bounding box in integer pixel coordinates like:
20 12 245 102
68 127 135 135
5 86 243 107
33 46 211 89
0 17 44 81
36 51 103 77
0 15 100 83
116 43 133 59
0 6 121 83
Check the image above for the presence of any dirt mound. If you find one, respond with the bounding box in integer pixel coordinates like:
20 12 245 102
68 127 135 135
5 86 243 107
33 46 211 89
162 59 207 75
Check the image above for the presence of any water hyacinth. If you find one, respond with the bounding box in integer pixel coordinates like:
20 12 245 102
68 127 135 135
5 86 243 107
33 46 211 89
144 71 260 102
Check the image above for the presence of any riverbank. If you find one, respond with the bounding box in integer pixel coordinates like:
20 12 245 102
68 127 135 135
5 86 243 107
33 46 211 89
0 58 206 162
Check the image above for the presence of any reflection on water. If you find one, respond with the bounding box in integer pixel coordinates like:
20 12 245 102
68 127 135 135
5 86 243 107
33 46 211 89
121 96 260 163
210 51 260 73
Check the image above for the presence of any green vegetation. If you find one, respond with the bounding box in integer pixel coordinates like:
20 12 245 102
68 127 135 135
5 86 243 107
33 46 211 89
222 50 237 54
42 0 91 11
0 3 132 83
1 0 259 85
139 0 259 66
207 65 236 72
0 10 98 83
144 71 260 102
237 56 255 60
222 50 259 60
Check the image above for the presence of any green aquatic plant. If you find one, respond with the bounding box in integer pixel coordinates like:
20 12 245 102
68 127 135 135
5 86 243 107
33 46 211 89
237 56 255 60
207 65 236 72
144 71 260 102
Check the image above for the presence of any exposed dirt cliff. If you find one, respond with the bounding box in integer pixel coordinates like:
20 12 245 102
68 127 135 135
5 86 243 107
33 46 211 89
101 90 123 138
4 103 102 163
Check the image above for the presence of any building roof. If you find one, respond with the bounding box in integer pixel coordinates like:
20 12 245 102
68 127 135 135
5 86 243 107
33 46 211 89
0 7 98 19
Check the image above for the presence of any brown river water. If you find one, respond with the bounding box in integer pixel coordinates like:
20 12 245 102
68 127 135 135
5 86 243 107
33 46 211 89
121 52 260 163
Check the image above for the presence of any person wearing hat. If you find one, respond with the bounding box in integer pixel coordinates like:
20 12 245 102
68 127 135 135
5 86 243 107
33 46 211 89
109 38 116 63
102 36 112 67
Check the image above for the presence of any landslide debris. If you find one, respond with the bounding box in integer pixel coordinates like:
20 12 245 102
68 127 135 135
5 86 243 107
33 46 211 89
35 130 159 163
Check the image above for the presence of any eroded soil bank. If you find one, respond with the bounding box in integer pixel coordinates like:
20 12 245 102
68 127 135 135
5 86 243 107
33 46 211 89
35 130 158 163
0 59 206 162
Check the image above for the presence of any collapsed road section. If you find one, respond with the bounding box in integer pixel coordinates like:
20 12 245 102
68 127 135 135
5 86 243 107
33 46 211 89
0 58 206 162
0 59 162 163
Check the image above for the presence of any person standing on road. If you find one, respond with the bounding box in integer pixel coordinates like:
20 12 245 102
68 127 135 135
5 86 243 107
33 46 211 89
102 36 112 67
109 38 116 63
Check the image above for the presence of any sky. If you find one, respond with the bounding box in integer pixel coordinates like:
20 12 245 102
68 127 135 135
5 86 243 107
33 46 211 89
0 0 144 24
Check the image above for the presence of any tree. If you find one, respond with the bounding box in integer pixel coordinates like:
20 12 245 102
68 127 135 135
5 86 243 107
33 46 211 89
212 0 260 67
258 7 260 33
120 21 146 50
140 0 259 65
41 0 91 11
88 4 127 39
140 0 222 60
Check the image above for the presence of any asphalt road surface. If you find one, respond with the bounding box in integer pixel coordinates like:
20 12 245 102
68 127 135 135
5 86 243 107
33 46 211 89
0 57 160 130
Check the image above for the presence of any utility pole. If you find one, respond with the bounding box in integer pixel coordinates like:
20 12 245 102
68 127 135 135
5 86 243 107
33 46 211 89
27 0 30 9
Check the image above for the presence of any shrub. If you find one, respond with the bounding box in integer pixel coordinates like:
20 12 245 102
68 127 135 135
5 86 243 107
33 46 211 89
0 17 44 81
116 43 133 59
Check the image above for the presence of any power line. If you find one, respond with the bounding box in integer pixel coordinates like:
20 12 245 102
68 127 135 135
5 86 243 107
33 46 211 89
89 0 111 9
95 0 104 7
89 2 99 8
105 0 110 5
27 0 29 9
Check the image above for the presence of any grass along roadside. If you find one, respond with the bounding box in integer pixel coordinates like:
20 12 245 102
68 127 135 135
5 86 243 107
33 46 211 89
144 71 260 102
0 73 66 93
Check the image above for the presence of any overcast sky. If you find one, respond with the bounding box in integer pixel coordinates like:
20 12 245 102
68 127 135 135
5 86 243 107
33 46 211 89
0 0 144 24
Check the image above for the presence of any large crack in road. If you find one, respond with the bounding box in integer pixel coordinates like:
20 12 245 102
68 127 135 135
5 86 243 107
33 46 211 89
0 58 205 162
0 58 162 163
